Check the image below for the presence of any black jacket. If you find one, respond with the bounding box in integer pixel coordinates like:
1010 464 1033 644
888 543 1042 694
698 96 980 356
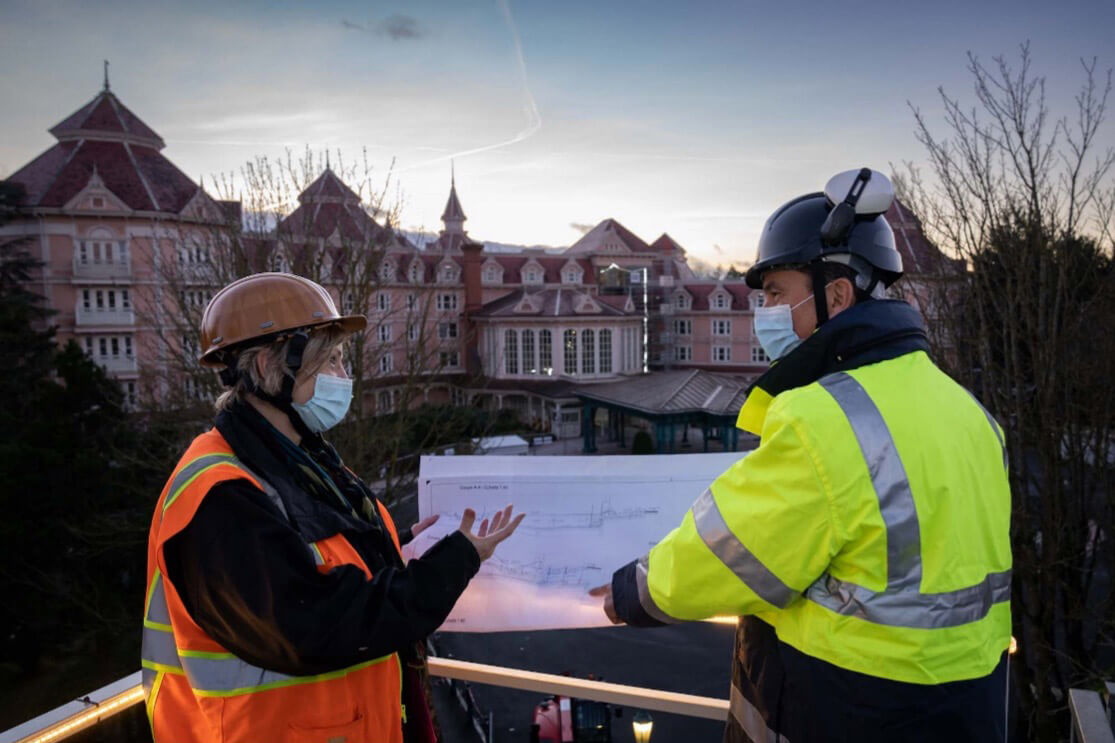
163 401 479 677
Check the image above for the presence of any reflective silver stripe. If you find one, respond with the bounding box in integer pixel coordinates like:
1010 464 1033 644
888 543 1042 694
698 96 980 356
965 390 1009 472
805 569 1012 629
691 488 796 609
141 625 182 670
142 668 157 694
162 453 241 513
635 554 677 624
145 574 172 626
238 461 290 522
729 683 788 743
308 541 325 567
810 372 1010 628
181 654 295 694
819 373 921 589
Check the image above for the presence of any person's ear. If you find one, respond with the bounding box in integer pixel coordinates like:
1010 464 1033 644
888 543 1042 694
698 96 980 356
827 277 856 316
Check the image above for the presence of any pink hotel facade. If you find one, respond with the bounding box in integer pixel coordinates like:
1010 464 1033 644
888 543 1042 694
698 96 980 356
2 86 943 437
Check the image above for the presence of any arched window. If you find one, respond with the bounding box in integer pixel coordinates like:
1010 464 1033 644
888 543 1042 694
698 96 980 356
581 329 596 374
522 329 536 374
563 329 577 375
504 330 519 375
539 330 553 374
599 329 612 373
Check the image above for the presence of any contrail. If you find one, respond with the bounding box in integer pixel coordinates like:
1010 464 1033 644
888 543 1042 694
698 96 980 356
397 0 541 173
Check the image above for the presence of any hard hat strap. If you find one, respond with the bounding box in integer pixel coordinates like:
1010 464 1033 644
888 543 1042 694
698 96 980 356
810 262 830 327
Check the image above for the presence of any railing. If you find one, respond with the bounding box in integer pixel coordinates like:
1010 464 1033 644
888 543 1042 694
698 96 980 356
1069 683 1115 743
0 659 728 743
74 306 135 326
94 354 138 374
72 258 131 280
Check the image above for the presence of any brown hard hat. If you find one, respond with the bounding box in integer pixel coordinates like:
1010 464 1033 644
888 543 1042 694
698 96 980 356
199 272 367 367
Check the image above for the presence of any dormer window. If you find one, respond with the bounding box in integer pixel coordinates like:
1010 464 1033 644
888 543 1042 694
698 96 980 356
522 262 544 285
751 293 765 309
439 263 460 283
380 260 396 282
483 264 503 284
562 267 583 285
712 292 729 310
674 292 690 310
409 261 423 284
269 252 290 273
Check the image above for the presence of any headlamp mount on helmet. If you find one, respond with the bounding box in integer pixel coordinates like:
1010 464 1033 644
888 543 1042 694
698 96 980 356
744 167 903 326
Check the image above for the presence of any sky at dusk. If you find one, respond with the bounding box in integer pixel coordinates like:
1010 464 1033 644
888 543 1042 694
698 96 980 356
1 0 1113 268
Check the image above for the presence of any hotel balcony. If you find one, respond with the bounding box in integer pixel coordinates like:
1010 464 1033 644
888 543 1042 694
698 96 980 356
74 305 135 326
95 354 138 374
72 257 131 280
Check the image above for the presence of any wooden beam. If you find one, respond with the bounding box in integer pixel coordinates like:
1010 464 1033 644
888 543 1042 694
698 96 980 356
427 657 730 721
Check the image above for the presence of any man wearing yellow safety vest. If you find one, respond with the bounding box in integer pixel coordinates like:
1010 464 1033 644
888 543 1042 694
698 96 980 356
142 272 523 742
591 169 1012 742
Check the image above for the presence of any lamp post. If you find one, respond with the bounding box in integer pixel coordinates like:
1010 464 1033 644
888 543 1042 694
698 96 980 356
632 710 653 743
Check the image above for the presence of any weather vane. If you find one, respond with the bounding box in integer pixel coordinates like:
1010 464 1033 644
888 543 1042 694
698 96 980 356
103 60 110 91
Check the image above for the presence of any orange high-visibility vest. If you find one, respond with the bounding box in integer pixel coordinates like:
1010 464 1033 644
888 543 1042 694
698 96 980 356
142 428 407 743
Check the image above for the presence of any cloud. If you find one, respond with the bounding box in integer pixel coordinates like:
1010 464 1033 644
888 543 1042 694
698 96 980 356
341 15 424 41
712 243 724 255
380 14 422 40
570 222 594 235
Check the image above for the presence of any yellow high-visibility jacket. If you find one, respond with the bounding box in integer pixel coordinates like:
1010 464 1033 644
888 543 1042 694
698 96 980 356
634 348 1012 685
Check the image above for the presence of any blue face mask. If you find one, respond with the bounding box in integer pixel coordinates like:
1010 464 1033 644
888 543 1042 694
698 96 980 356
753 294 814 361
292 374 353 433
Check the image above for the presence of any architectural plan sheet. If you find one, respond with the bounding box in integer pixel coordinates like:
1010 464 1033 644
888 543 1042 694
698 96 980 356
412 452 746 632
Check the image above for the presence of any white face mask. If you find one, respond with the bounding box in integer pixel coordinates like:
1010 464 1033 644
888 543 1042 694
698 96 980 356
291 374 353 433
753 294 814 360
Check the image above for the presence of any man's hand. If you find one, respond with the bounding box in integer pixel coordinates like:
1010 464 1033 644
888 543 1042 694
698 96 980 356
588 583 622 625
458 504 525 562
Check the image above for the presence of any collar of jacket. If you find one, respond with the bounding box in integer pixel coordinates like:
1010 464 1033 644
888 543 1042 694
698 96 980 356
216 400 390 547
736 300 930 435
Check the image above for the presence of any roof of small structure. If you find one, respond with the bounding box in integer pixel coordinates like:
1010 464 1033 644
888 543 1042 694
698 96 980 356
574 369 748 418
473 288 636 318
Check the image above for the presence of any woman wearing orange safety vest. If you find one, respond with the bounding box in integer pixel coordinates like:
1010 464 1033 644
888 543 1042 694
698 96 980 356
142 272 524 742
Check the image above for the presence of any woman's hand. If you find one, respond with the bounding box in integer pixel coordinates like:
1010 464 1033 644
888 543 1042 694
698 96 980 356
410 514 440 538
457 504 526 562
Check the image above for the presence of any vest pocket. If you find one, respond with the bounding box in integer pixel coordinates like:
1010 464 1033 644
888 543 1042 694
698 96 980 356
285 707 365 743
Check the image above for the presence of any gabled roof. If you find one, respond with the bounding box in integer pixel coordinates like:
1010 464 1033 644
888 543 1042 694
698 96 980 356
887 198 960 275
297 169 362 205
574 369 748 417
565 218 651 255
649 233 685 255
279 169 399 243
49 90 164 149
4 88 202 214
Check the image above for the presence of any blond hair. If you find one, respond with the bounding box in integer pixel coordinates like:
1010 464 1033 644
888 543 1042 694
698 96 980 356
214 325 348 412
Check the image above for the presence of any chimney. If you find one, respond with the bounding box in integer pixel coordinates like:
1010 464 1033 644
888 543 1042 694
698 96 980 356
461 240 485 375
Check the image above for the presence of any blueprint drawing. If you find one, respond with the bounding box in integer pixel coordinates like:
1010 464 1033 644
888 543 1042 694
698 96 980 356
411 452 745 632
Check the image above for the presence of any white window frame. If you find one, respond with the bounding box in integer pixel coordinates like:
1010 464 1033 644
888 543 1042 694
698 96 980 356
712 319 732 336
713 345 732 362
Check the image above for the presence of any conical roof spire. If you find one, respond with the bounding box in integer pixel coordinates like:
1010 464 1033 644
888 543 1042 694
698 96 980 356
441 165 466 224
